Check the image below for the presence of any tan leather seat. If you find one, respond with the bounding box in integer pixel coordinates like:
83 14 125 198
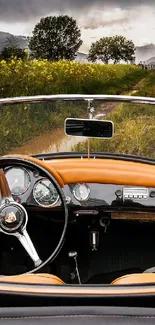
111 273 155 285
0 274 65 285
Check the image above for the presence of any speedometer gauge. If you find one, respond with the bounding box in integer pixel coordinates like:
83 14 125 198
33 178 59 207
73 183 90 201
5 167 30 195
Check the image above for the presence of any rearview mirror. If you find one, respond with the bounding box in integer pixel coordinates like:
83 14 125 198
65 118 114 139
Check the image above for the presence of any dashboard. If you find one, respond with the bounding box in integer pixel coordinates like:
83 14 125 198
64 183 155 217
4 165 155 218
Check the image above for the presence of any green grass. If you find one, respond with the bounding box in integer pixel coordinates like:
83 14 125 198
0 101 86 155
135 71 155 97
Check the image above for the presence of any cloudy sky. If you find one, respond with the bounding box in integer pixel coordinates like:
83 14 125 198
0 0 155 51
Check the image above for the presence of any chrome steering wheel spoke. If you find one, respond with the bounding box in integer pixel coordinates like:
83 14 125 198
15 229 42 267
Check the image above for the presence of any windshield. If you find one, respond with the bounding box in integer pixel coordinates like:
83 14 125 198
0 1 155 159
1 94 155 159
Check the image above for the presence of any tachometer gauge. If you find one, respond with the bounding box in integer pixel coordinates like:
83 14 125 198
5 167 31 195
73 183 90 201
33 178 59 207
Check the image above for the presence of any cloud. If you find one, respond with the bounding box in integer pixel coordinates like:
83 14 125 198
79 4 155 51
79 8 129 30
0 0 155 52
78 4 155 40
0 0 154 22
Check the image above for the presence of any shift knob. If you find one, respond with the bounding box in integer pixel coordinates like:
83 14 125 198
68 251 77 259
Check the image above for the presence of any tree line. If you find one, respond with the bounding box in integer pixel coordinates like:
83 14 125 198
0 15 135 64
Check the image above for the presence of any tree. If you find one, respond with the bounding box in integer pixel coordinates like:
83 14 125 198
88 35 135 64
29 15 83 61
0 35 28 61
0 47 28 60
87 37 112 64
109 36 135 63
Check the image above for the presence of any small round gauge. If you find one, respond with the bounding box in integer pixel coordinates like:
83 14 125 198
73 183 90 201
33 178 59 207
5 167 31 195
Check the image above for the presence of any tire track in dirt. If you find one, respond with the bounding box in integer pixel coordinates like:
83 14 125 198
95 78 146 118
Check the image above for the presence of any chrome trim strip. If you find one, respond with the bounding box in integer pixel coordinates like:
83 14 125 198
0 94 155 105
0 282 155 296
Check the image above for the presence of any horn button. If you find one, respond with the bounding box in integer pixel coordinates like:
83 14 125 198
0 203 25 233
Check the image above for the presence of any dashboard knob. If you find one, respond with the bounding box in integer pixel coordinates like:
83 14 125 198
115 190 122 198
66 196 71 204
150 191 155 198
68 251 77 258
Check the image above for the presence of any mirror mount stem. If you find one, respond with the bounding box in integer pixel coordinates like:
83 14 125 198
87 99 95 120
87 100 95 159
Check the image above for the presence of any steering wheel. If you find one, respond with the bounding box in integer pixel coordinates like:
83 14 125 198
143 266 155 273
0 156 68 274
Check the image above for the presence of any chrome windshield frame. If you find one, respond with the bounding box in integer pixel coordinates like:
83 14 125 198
0 94 155 106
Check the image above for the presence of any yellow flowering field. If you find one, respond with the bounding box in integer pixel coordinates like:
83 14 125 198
0 59 146 97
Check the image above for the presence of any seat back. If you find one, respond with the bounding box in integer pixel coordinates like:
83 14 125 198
0 274 65 285
111 273 155 285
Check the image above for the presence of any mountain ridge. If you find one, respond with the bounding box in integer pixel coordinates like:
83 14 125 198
0 31 28 51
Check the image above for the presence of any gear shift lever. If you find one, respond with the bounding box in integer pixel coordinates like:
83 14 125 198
68 251 81 284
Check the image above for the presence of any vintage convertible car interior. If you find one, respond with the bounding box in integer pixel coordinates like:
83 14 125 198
1 95 155 289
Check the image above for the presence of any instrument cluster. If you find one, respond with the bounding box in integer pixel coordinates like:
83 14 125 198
4 166 60 208
4 166 92 209
4 166 155 216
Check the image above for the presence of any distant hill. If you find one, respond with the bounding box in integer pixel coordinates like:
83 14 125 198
0 31 28 51
135 44 155 63
75 52 88 62
145 56 155 65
